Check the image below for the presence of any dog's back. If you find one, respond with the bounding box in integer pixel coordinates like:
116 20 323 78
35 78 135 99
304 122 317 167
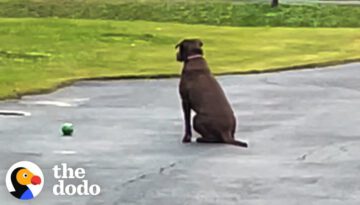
180 58 233 118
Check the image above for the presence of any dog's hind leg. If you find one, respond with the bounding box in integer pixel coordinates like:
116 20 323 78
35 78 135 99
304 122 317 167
193 115 222 143
196 137 222 143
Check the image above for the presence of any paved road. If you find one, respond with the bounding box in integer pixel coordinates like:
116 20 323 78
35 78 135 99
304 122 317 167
1 63 360 204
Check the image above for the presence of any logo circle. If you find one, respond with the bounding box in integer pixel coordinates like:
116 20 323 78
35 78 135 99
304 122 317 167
5 161 44 200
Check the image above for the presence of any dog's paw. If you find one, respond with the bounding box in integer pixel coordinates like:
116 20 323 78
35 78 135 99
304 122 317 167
182 137 191 143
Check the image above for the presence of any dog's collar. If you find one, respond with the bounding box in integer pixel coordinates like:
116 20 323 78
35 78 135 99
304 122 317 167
187 54 203 60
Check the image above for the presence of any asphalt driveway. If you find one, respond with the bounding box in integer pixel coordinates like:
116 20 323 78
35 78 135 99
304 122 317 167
1 63 360 205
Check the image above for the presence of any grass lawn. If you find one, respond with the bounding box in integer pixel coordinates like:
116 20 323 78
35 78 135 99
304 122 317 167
0 0 360 27
0 18 360 99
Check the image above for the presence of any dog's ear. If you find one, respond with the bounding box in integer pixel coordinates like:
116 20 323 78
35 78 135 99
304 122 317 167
175 40 184 49
197 39 203 47
192 39 204 56
176 40 186 62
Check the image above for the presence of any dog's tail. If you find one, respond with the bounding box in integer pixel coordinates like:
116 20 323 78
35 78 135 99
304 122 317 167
229 140 248 148
222 132 248 148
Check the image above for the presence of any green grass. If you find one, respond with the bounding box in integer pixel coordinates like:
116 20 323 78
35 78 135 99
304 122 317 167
0 0 359 27
0 18 359 99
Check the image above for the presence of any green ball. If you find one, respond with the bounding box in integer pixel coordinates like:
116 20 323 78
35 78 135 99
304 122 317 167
61 123 74 136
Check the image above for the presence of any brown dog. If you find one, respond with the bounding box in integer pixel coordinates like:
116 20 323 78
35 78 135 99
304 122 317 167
176 39 248 147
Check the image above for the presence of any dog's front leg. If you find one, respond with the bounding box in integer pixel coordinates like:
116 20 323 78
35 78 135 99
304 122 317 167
182 100 192 143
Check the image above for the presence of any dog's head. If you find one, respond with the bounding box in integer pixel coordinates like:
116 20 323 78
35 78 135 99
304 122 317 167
175 39 203 62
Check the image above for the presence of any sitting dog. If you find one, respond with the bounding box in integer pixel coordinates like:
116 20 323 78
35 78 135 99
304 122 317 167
176 39 248 147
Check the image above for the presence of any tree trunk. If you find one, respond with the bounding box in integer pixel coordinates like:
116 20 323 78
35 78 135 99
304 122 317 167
271 0 279 7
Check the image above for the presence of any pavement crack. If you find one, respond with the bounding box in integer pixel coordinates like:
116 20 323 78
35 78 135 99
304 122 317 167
296 142 351 162
297 154 307 161
119 161 179 188
262 78 281 86
121 174 148 186
159 162 176 174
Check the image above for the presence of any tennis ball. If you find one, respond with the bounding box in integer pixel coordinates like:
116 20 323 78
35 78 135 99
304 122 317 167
61 123 74 136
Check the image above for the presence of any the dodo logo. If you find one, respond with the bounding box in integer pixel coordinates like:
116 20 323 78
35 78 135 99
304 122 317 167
5 161 44 200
